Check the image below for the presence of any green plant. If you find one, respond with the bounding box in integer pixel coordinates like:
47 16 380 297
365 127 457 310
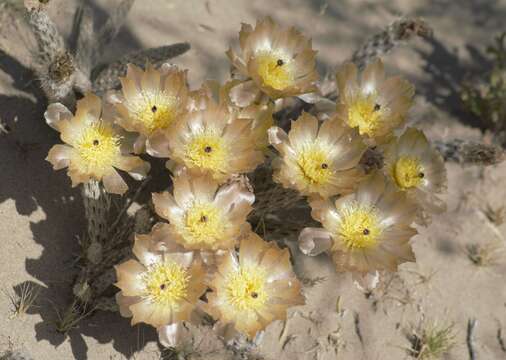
462 32 506 145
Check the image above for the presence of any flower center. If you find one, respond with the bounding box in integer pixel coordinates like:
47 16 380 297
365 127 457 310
183 202 226 246
347 97 383 137
131 91 177 133
393 156 424 190
143 261 190 305
185 131 228 172
255 51 294 90
225 266 268 311
75 122 121 176
337 202 382 250
296 143 332 186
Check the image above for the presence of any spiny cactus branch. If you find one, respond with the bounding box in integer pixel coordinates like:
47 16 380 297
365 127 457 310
82 180 111 265
96 0 136 59
72 0 136 76
91 43 191 93
24 1 188 103
26 8 65 65
434 139 505 166
71 4 95 77
351 16 433 70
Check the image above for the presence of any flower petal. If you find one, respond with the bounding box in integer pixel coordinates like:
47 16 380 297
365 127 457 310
44 103 72 131
141 64 161 93
226 48 248 76
150 222 185 252
355 173 386 206
229 80 261 107
298 227 333 256
75 92 102 122
133 134 147 154
336 62 358 102
288 112 319 150
114 259 146 296
214 181 254 220
361 58 385 95
130 298 179 327
115 291 140 318
152 192 185 222
68 167 91 187
133 232 166 267
239 232 266 267
115 156 150 181
172 172 196 207
102 169 128 194
146 130 171 158
268 126 294 157
157 322 185 348
46 144 73 170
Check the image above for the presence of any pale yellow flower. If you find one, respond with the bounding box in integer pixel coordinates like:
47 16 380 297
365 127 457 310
205 232 304 339
115 223 207 328
45 93 150 194
107 63 189 153
149 101 264 182
227 17 318 106
299 173 417 273
152 171 255 251
268 112 367 197
187 79 274 152
335 59 414 143
383 128 447 218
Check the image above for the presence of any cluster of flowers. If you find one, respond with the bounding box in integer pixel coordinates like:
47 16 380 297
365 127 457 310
44 18 447 346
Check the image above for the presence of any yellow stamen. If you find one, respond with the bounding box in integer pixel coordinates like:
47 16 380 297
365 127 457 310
185 131 228 172
225 266 268 311
143 261 189 306
183 202 226 246
347 97 382 137
131 91 177 133
393 156 423 190
74 122 120 176
337 202 382 250
256 51 293 90
296 143 332 186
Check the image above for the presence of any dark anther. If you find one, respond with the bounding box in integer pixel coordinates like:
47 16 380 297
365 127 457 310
93 140 99 146
204 146 212 153
276 59 284 66
160 284 166 290
200 215 208 222
251 292 258 298
373 103 381 111
321 163 328 169
419 172 425 178
363 228 370 235
151 105 158 113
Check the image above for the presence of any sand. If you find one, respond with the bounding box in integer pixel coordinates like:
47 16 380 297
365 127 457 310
1 0 506 359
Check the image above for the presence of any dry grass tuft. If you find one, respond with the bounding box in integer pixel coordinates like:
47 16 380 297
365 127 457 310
482 203 506 225
0 351 33 360
465 240 505 267
52 300 96 335
406 321 456 359
4 283 40 318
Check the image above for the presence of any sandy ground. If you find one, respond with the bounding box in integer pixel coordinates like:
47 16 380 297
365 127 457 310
1 0 506 359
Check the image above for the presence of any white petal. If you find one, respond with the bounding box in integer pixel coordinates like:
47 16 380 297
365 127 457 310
298 227 333 256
